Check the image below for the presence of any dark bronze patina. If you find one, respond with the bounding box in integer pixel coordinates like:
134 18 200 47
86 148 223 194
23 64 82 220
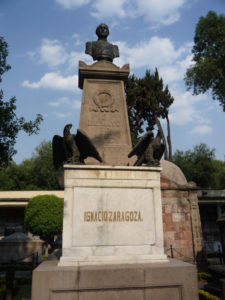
128 131 165 167
85 23 119 62
52 124 102 169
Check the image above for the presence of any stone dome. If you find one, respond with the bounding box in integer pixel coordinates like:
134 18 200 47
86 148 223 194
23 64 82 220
160 159 187 185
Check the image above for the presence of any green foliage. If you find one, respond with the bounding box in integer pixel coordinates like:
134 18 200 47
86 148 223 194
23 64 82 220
0 37 11 82
198 272 212 281
173 143 225 188
209 159 225 189
126 69 173 134
24 195 63 236
13 285 31 300
125 69 174 160
14 275 32 286
185 11 225 110
22 140 60 190
0 276 32 300
199 289 221 300
0 36 43 168
0 141 60 190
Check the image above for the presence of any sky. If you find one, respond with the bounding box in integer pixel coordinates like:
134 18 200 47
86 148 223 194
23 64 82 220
1 0 225 164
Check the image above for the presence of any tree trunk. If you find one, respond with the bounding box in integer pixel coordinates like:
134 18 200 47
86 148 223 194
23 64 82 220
154 115 168 160
166 114 172 161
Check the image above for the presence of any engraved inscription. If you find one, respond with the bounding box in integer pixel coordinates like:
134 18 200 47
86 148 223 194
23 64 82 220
90 89 119 113
89 106 119 113
88 120 120 127
84 210 143 222
93 89 113 107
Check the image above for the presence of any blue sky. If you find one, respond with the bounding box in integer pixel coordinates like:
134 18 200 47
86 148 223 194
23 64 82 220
1 0 225 163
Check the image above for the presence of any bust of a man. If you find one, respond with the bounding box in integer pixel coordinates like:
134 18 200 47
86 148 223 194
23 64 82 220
85 23 119 62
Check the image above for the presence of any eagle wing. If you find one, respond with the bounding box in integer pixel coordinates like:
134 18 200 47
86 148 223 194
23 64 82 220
52 135 66 170
153 143 165 161
128 131 154 158
75 129 103 163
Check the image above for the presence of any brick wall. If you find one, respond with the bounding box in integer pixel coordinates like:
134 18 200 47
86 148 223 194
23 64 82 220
161 175 203 262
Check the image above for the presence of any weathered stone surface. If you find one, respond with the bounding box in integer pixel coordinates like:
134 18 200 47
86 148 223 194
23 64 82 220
32 259 198 300
59 165 167 265
79 61 133 166
161 160 187 185
161 161 203 261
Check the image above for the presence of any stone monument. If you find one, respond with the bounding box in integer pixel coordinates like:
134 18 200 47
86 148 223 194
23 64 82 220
32 24 198 300
79 23 132 165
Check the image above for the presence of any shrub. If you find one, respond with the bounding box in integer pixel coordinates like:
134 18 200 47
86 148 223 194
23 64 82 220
199 289 221 300
198 272 212 281
24 195 63 236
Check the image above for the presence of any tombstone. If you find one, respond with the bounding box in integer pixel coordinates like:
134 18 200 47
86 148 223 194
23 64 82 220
0 232 43 264
32 24 198 300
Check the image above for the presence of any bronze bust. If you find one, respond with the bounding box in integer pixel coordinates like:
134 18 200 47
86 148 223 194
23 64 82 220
85 23 119 62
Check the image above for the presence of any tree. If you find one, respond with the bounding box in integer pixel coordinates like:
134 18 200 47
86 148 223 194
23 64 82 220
125 69 174 160
173 143 219 188
185 11 225 110
0 36 43 168
24 195 64 253
211 159 225 189
25 141 60 190
0 141 60 190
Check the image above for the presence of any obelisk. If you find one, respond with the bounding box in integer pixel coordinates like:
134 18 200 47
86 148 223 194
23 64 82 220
78 23 132 165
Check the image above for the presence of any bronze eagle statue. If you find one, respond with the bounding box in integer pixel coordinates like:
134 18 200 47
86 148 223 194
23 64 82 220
52 124 103 169
128 130 165 167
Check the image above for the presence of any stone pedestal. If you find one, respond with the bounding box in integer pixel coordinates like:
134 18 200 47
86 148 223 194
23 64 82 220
78 61 133 166
32 165 199 300
32 258 198 300
59 165 167 266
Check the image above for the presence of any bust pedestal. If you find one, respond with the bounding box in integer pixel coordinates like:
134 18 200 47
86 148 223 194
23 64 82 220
78 61 133 166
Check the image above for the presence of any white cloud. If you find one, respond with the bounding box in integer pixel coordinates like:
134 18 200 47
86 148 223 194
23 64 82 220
40 39 68 68
159 53 193 84
169 91 197 125
169 88 212 129
134 0 186 24
48 96 70 107
91 0 127 18
48 96 81 110
72 99 81 109
68 51 92 70
22 72 79 92
56 0 187 26
117 36 186 69
54 111 72 118
191 125 213 135
56 0 90 9
72 33 82 46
